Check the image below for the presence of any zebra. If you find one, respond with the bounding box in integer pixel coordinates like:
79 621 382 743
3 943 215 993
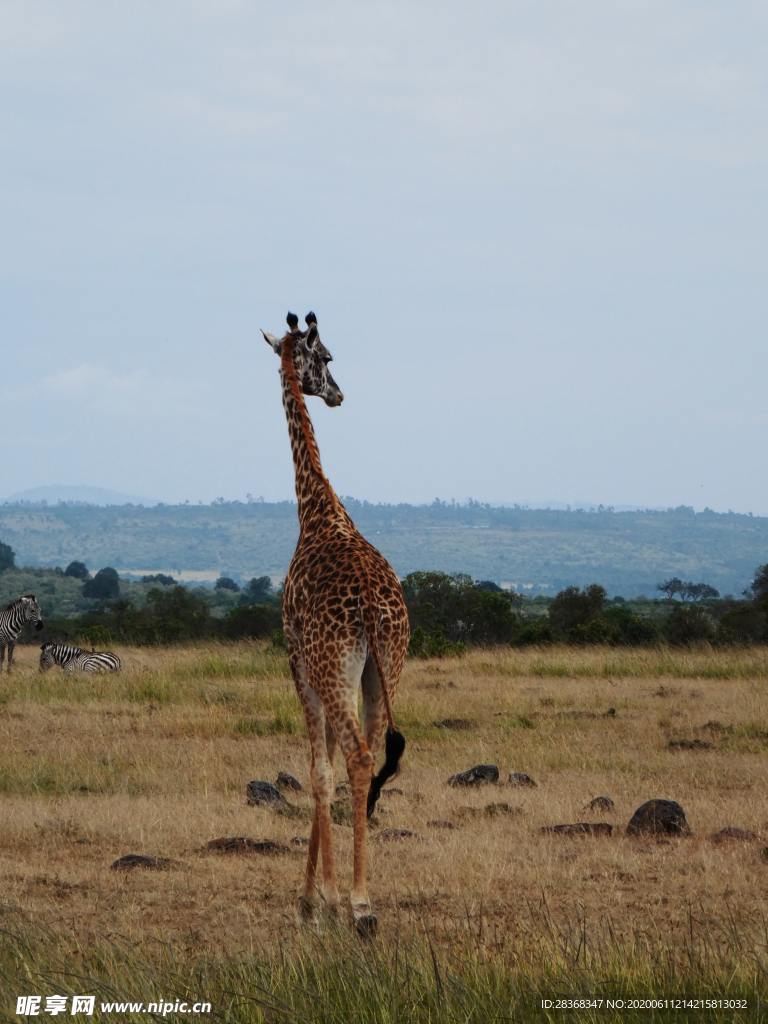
39 641 121 674
0 594 44 673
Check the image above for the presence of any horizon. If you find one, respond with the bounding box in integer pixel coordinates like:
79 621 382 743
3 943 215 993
2 483 767 519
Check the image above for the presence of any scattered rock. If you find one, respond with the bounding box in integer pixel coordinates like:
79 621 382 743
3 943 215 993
447 764 499 787
586 796 615 812
668 739 712 751
508 772 537 788
433 717 476 731
375 828 420 842
427 820 457 830
111 854 175 871
204 837 290 856
626 799 691 837
540 823 613 837
291 836 310 847
276 771 302 792
246 780 288 807
710 827 758 844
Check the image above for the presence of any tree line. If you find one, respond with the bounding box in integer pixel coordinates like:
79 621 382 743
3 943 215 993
2 539 767 651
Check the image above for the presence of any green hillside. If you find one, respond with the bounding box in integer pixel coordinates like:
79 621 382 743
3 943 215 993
0 500 765 596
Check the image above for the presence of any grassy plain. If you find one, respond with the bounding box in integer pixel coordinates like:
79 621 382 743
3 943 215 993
0 643 767 1022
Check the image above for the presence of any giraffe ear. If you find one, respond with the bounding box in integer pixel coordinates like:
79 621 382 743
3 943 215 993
306 323 319 348
261 330 282 355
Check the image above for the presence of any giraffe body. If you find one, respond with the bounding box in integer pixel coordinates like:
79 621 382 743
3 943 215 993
263 312 409 931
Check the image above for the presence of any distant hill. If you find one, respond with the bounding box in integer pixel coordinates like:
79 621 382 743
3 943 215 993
0 499 765 597
4 485 157 506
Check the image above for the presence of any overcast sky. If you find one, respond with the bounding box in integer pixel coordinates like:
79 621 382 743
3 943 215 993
1 1 766 512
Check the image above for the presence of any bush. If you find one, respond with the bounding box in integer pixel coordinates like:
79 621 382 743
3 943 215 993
665 605 716 645
718 604 767 644
408 627 465 659
512 618 552 645
221 604 282 639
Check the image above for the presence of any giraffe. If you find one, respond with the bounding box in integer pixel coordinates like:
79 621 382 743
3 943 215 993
261 311 410 936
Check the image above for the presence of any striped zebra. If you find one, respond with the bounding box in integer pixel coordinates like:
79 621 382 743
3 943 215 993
39 641 121 674
0 594 44 673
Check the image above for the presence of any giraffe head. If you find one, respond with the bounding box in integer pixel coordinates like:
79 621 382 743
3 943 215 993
262 312 344 407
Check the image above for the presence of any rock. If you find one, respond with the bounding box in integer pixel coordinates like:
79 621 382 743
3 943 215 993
508 772 537 788
291 836 310 847
246 780 288 807
375 828 420 842
427 820 457 830
276 771 302 792
604 708 617 717
433 718 476 731
111 854 175 871
586 795 615 812
447 764 499 787
626 799 691 837
204 837 290 855
540 823 613 837
668 739 712 751
710 827 758 844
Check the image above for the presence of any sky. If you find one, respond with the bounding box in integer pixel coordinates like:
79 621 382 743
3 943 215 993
1 1 766 513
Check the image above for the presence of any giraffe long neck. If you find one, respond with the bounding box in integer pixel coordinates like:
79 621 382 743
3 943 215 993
280 337 343 531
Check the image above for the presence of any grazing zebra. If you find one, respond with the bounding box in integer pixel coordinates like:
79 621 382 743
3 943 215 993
0 594 44 673
39 641 121 674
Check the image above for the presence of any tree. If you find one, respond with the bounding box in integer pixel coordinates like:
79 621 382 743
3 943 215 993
82 567 120 600
750 564 768 606
549 584 607 640
141 573 176 586
402 571 517 644
658 578 683 600
240 576 274 604
0 541 15 573
64 560 89 580
215 576 240 592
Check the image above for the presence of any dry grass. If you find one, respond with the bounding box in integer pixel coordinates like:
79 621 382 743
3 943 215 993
0 642 767 1020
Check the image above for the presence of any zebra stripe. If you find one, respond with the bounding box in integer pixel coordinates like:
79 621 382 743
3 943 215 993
39 641 121 674
0 594 44 673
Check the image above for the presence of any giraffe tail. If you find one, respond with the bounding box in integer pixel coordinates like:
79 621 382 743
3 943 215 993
360 594 406 819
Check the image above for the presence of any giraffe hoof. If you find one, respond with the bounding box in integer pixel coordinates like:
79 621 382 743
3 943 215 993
354 913 378 939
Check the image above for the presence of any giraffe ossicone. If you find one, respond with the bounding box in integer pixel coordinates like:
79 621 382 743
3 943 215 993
261 310 410 934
